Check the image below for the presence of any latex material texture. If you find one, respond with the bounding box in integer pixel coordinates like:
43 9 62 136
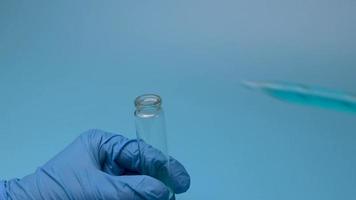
0 129 190 200
0 181 6 200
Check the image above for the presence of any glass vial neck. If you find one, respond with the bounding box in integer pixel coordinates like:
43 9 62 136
134 94 162 118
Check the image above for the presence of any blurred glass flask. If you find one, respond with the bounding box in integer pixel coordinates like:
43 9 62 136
134 94 175 200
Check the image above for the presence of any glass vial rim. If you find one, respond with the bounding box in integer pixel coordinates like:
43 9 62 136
134 94 162 109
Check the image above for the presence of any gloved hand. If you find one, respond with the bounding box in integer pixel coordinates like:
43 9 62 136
0 129 190 200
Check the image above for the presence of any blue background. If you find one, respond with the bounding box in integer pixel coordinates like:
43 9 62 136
1 0 356 199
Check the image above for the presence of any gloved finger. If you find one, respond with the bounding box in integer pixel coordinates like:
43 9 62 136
88 129 190 194
117 140 191 194
81 129 131 176
95 173 169 200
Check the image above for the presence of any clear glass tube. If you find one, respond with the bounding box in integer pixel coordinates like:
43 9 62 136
134 94 175 199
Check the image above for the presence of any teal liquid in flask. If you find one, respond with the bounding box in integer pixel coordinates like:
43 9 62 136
134 94 175 200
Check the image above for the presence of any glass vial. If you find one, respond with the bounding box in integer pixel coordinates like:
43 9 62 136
134 94 175 200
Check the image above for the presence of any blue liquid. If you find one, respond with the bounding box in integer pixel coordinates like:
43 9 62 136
242 80 356 113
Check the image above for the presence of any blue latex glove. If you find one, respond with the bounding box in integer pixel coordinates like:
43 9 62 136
0 129 190 200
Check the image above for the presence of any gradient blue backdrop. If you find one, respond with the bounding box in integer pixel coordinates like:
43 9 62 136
1 0 356 199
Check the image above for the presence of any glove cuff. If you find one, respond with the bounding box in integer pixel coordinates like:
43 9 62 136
0 181 7 200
